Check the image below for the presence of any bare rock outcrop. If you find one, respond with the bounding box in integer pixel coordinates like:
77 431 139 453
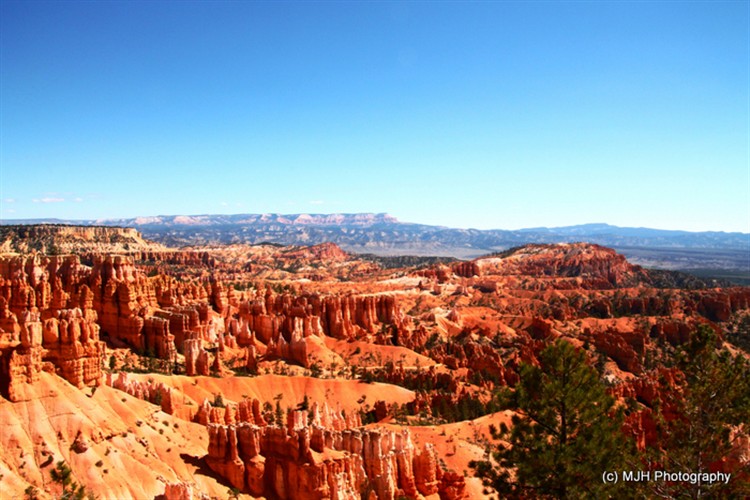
0 224 165 254
184 338 211 376
0 314 44 401
42 308 105 388
161 481 210 500
476 243 647 289
321 294 405 340
107 371 175 414
205 405 465 499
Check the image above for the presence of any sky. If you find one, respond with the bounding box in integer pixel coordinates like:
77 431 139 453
1 1 748 233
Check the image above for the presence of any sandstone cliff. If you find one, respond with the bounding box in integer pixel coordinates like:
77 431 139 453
0 224 166 254
204 401 466 499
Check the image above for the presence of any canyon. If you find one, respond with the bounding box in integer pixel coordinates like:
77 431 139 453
1 225 748 499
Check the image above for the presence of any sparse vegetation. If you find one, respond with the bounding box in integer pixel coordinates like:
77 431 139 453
50 460 96 500
309 361 322 378
211 393 226 408
24 486 40 500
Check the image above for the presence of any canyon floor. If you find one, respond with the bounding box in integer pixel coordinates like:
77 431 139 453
1 225 748 499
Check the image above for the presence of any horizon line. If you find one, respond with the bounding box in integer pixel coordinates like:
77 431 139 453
1 212 749 236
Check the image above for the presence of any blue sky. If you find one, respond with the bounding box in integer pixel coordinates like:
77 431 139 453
1 1 748 232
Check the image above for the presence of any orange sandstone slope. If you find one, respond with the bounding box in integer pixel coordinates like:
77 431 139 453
0 373 226 499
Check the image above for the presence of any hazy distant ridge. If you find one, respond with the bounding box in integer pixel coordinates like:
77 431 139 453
3 213 747 252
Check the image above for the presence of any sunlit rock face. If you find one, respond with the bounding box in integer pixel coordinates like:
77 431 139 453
1 227 748 499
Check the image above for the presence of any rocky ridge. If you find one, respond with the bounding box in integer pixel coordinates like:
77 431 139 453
0 224 166 255
200 398 463 499
6 215 747 273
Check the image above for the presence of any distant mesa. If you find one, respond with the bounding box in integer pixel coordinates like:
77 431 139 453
84 212 400 228
0 224 167 255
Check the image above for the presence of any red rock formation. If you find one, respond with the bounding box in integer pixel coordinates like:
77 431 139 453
245 344 258 373
42 308 105 388
265 318 310 367
154 277 210 309
0 256 108 396
320 294 405 341
107 371 175 414
281 242 349 263
133 250 216 268
452 261 480 279
235 290 324 345
0 296 20 339
613 368 683 450
650 320 694 346
161 481 210 500
153 307 200 352
430 336 519 387
476 244 647 289
0 312 44 401
439 470 468 500
413 443 440 495
206 424 246 491
229 289 410 367
587 327 645 375
2 236 747 500
697 288 750 322
205 405 464 500
195 397 268 427
143 316 177 361
184 338 210 376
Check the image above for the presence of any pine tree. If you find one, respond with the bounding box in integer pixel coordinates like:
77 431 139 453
50 461 95 500
646 325 750 498
297 394 310 412
274 393 284 427
471 339 636 499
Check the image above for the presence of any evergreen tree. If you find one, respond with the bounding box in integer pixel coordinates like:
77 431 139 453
297 394 310 412
263 401 274 425
50 461 95 500
274 393 284 427
646 325 750 498
212 393 225 408
471 339 636 499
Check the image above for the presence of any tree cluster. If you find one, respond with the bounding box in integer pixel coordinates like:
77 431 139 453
471 327 750 499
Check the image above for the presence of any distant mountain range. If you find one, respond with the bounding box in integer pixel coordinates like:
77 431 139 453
3 213 748 274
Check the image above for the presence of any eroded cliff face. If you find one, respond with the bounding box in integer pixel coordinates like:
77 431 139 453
0 248 421 402
0 224 166 254
473 243 649 288
0 253 229 399
0 255 107 400
0 311 44 401
233 290 405 343
203 400 465 500
107 371 175 413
